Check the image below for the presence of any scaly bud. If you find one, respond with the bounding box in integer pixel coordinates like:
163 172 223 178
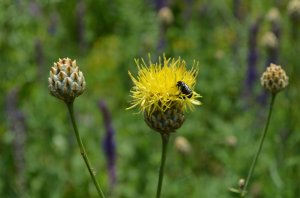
48 58 86 103
260 63 288 94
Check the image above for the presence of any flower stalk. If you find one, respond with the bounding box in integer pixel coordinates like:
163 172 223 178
241 94 276 197
237 63 288 197
48 58 105 197
127 55 202 197
66 102 105 198
156 133 170 198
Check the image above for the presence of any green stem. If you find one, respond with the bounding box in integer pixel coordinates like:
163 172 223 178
66 102 105 198
156 133 170 198
241 94 276 197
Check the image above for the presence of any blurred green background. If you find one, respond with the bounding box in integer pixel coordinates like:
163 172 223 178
1 0 300 197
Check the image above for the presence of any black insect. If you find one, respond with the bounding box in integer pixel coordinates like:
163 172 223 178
176 81 193 98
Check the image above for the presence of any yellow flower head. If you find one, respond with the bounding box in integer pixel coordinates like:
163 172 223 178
128 55 201 115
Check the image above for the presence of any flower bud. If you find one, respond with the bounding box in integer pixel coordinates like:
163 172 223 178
239 178 245 189
266 8 281 24
48 58 86 103
174 136 192 155
260 63 288 94
261 31 278 51
225 135 237 147
158 7 174 25
288 0 300 22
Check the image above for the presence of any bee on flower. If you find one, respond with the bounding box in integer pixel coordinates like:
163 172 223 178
127 55 202 133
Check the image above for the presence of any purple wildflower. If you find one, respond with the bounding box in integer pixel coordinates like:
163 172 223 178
245 17 262 95
5 88 27 195
98 100 116 191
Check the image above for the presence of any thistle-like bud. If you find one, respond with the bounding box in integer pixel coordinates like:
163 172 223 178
261 32 278 51
239 178 245 190
144 103 185 134
174 136 192 155
260 63 288 94
158 7 174 25
287 0 300 22
48 58 86 103
225 135 237 147
266 8 281 24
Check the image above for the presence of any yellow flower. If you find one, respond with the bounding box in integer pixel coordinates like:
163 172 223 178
128 55 201 133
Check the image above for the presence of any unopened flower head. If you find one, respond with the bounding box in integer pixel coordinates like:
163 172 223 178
48 58 86 103
174 136 192 155
128 55 201 133
239 178 245 190
158 7 174 25
260 63 288 94
266 8 281 24
261 31 278 51
288 0 300 22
